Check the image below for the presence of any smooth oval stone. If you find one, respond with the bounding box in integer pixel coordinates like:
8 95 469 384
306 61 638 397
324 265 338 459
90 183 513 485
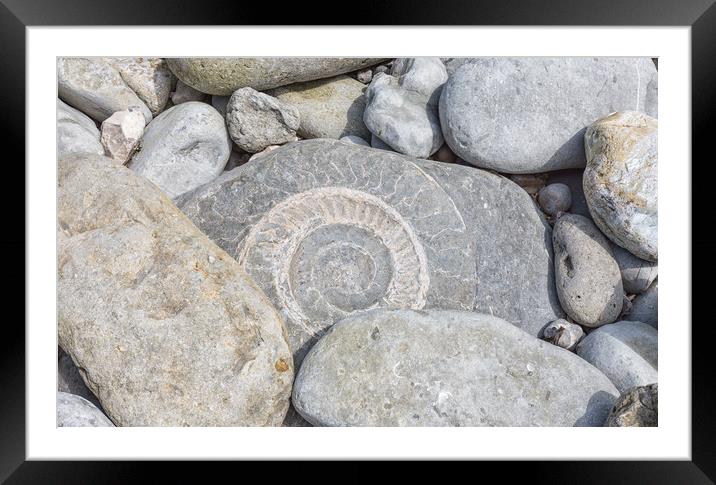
611 243 658 294
166 57 386 95
576 321 657 393
57 392 114 427
177 139 563 365
268 75 370 140
103 57 175 115
625 280 658 327
584 111 658 261
538 183 572 216
56 99 104 159
553 214 623 326
604 383 658 427
439 58 657 173
57 57 152 124
58 154 293 426
293 309 619 426
542 318 584 351
128 102 231 198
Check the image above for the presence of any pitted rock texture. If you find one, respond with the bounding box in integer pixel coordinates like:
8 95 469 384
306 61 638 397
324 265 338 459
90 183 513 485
604 383 658 427
439 58 657 173
177 139 563 364
292 310 619 426
166 57 386 95
57 392 114 427
103 57 175 115
58 154 293 426
584 111 658 261
56 99 104 159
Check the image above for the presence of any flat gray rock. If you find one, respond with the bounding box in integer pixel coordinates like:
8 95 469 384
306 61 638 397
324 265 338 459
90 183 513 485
58 347 102 409
604 383 658 427
293 309 618 426
56 99 104 159
166 57 386 95
584 111 658 261
625 280 658 327
268 75 370 140
57 57 152 124
576 321 658 393
611 243 658 294
128 102 231 198
103 57 175 116
177 139 563 365
553 214 623 327
226 88 300 153
58 154 293 426
57 392 114 427
439 58 657 173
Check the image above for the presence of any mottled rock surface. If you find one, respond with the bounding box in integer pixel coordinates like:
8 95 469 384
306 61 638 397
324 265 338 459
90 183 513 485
625 280 658 327
58 154 293 426
542 318 584 351
553 214 623 326
293 310 618 426
57 392 114 427
128 102 231 198
103 57 175 115
605 383 658 427
584 111 658 261
268 75 369 140
100 109 145 164
226 88 300 153
177 139 563 364
57 57 152 123
440 58 657 173
611 243 658 294
167 57 386 95
57 99 104 159
576 321 657 393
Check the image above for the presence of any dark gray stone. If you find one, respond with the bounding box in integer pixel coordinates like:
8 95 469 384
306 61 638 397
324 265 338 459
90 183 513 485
611 243 658 294
546 169 591 218
57 392 114 427
293 309 619 426
604 383 658 427
625 280 658 327
538 183 572 216
177 139 563 365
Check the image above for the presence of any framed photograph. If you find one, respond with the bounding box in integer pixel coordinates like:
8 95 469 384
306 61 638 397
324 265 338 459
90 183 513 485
5 0 713 480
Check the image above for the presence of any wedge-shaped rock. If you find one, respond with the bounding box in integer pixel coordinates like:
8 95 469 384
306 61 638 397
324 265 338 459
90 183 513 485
293 310 619 426
56 99 104 159
103 57 175 116
166 57 386 95
177 139 563 364
58 154 293 426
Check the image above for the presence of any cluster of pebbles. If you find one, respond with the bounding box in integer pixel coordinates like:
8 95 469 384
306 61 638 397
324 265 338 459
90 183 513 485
56 56 658 427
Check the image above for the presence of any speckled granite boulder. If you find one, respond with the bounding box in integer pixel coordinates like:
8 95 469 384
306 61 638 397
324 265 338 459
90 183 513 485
57 392 114 427
58 154 293 426
293 310 618 426
584 111 658 261
604 383 658 427
440 58 657 173
166 57 386 95
56 99 104 159
177 139 563 364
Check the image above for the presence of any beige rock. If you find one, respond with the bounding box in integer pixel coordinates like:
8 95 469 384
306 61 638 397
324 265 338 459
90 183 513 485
103 57 175 115
100 109 145 164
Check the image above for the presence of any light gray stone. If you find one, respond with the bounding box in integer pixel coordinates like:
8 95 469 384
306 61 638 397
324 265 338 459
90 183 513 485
177 139 563 365
625 280 658 327
57 57 152 124
538 183 572 217
605 383 658 427
226 88 300 153
57 392 114 427
57 99 104 159
553 214 623 327
58 346 102 409
293 309 618 426
390 57 448 105
340 135 370 147
439 57 658 173
58 154 293 426
103 57 175 115
546 169 591 218
167 57 387 95
576 321 658 393
128 102 231 198
611 243 658 294
584 111 658 261
364 72 444 158
100 109 145 164
171 80 210 105
268 75 370 140
542 318 584 351
371 134 393 151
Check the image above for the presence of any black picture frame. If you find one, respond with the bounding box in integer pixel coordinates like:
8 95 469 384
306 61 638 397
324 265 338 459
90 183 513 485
3 0 713 481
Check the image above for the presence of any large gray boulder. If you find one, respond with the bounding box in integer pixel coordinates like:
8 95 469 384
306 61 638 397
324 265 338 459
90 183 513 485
57 392 114 427
576 321 658 393
128 102 231 198
439 58 657 173
293 309 619 426
56 99 104 159
103 57 175 116
58 154 293 426
268 75 370 140
166 57 386 95
177 139 563 365
553 214 623 327
584 111 658 261
57 57 152 124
